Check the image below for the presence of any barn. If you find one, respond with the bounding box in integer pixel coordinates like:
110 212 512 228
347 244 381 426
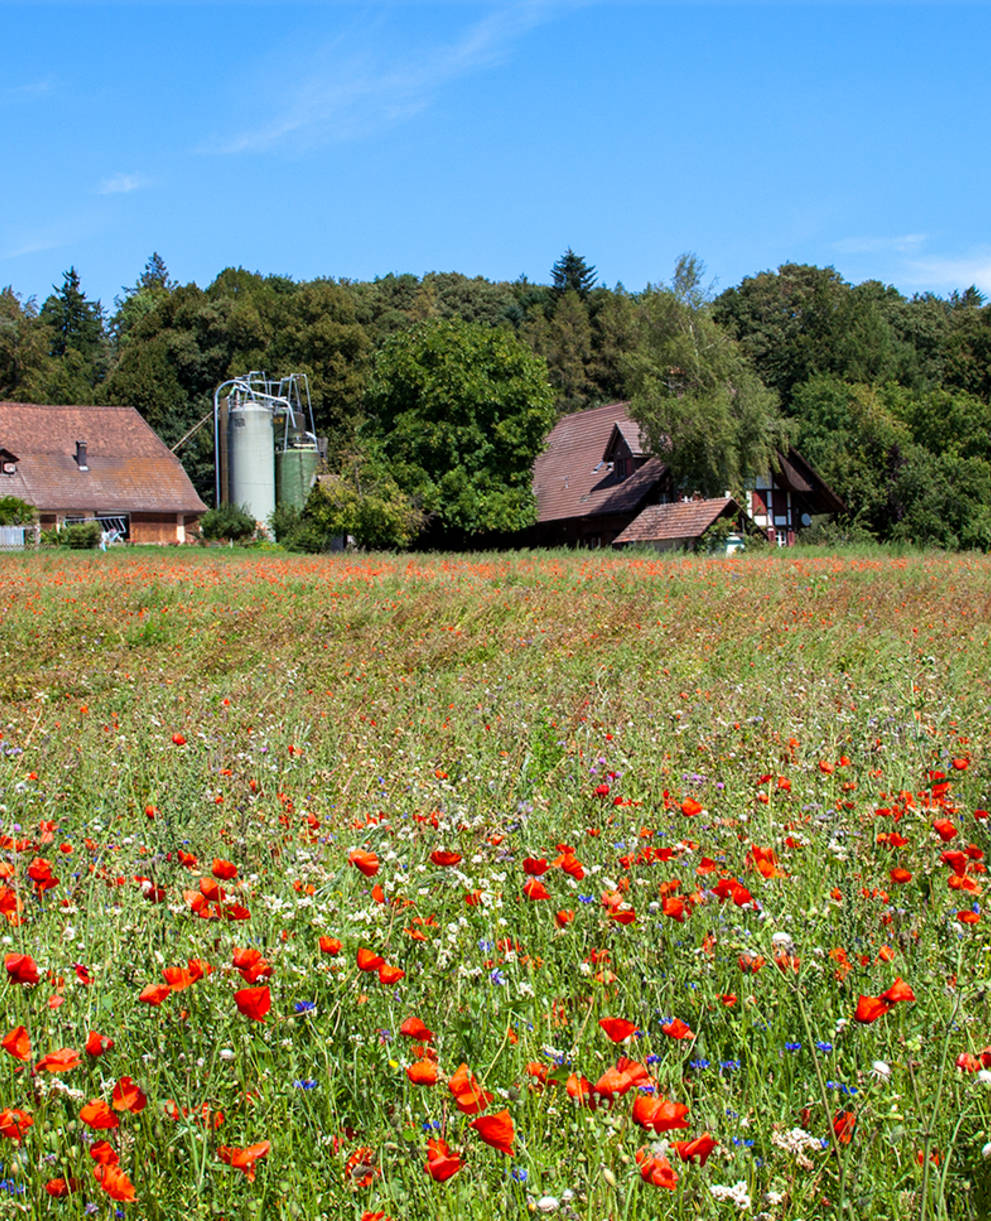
0 403 206 544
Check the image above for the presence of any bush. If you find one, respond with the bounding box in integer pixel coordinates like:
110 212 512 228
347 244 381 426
0 496 36 526
198 504 256 543
61 522 101 550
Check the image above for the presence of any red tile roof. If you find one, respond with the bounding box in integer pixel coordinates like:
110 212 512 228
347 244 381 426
534 401 666 523
612 498 738 545
0 403 207 514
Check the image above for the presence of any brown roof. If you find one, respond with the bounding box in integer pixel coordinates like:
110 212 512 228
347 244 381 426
612 498 738 546
534 401 667 523
0 403 207 514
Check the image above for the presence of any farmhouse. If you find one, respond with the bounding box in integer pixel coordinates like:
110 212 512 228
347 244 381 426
0 403 206 544
525 401 844 549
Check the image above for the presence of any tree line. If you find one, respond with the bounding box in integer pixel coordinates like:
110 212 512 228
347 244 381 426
2 249 990 549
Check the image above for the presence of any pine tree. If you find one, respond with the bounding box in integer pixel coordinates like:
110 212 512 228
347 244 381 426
551 249 597 299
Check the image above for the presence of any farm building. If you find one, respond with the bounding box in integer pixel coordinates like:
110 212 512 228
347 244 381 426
0 403 206 544
524 401 844 549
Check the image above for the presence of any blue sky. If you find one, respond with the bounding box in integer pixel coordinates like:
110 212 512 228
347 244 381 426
2 1 989 312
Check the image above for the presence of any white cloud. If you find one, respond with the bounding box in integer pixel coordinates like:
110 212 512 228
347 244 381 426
902 250 991 295
832 233 928 256
0 236 64 260
210 0 569 156
97 172 150 196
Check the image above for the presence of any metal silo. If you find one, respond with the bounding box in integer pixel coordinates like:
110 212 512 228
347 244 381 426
227 398 275 529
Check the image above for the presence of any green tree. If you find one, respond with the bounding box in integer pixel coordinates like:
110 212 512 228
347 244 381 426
522 289 594 411
625 257 789 497
366 318 556 539
0 287 49 399
110 253 176 347
551 249 597 299
39 268 105 363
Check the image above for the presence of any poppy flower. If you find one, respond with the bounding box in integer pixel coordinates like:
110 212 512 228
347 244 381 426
448 1063 493 1115
523 858 549 876
93 1163 136 1202
430 851 462 867
833 1110 856 1144
45 1178 82 1197
854 995 890 1023
35 1048 80 1073
425 1136 463 1182
889 868 913 885
522 879 550 901
139 983 172 1006
599 1017 638 1043
349 850 380 877
4 953 39 986
400 1016 434 1042
0 1108 32 1140
407 1060 439 1085
636 1149 678 1189
218 1141 271 1182
470 1109 514 1155
2 1026 30 1062
555 909 574 928
880 977 916 1006
319 936 342 956
672 1133 717 1165
356 948 384 973
112 1077 147 1113
80 1100 119 1130
85 1030 114 1057
233 947 273 983
171 733 186 746
632 1094 690 1133
680 797 702 817
344 1146 379 1187
661 1018 693 1040
378 963 405 985
89 1141 119 1166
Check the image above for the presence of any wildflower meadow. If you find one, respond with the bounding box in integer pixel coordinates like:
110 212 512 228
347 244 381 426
0 546 990 1220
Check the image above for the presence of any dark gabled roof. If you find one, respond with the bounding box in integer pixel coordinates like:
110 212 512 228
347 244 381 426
0 403 207 514
612 498 739 546
774 447 846 513
534 401 666 523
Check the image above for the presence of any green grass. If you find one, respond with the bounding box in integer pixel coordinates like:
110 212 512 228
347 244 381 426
0 547 989 1218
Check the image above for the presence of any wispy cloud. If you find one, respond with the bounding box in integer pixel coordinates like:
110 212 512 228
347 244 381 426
97 172 150 196
832 233 928 256
210 1 569 156
0 235 65 260
1 76 55 103
902 249 991 294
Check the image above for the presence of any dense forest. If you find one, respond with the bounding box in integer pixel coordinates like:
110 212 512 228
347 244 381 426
3 249 991 549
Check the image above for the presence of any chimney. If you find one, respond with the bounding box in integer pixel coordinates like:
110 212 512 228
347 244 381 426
75 440 88 471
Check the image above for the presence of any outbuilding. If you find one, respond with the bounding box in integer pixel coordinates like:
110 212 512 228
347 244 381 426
0 403 206 544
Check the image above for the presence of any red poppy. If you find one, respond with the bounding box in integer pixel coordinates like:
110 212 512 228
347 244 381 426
632 1094 690 1133
112 1077 147 1113
45 1178 82 1197
880 977 916 1006
681 797 702 817
523 858 549 876
407 1060 439 1085
599 1017 638 1043
344 1145 379 1187
89 1141 119 1166
854 995 890 1023
470 1109 514 1155
400 1016 434 1042
233 947 273 983
319 936 342 956
522 879 550 901
35 1048 80 1073
555 909 574 928
671 1133 717 1165
378 963 405 985
212 858 239 880
430 851 462 867
234 986 271 1021
139 983 172 1006
4 953 39 986
171 733 186 746
425 1136 462 1181
2 1026 30 1062
80 1100 119 1130
0 1108 32 1140
349 850 380 877
636 1149 678 1189
661 1018 693 1040
833 1110 856 1144
218 1141 271 1182
356 948 384 973
84 1030 114 1057
93 1163 137 1202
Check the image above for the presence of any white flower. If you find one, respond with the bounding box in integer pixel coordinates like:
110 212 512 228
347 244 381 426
870 1060 891 1081
535 1197 559 1213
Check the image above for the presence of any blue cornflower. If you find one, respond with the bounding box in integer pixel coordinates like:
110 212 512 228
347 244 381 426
294 1001 316 1013
577 895 595 904
293 1079 317 1089
816 1041 834 1053
421 1120 442 1132
689 1058 711 1070
784 1041 802 1052
512 1168 528 1182
489 969 506 985
720 1059 741 1072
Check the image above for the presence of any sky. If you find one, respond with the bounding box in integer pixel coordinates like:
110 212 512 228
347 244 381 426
2 0 989 313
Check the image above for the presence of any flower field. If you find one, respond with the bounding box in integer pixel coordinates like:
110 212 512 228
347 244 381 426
1 547 990 1219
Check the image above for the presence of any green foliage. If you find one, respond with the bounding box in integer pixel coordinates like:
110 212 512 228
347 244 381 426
367 318 557 538
59 521 101 549
289 456 424 551
551 248 597 298
626 256 790 497
0 496 35 526
198 503 256 542
0 286 49 399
